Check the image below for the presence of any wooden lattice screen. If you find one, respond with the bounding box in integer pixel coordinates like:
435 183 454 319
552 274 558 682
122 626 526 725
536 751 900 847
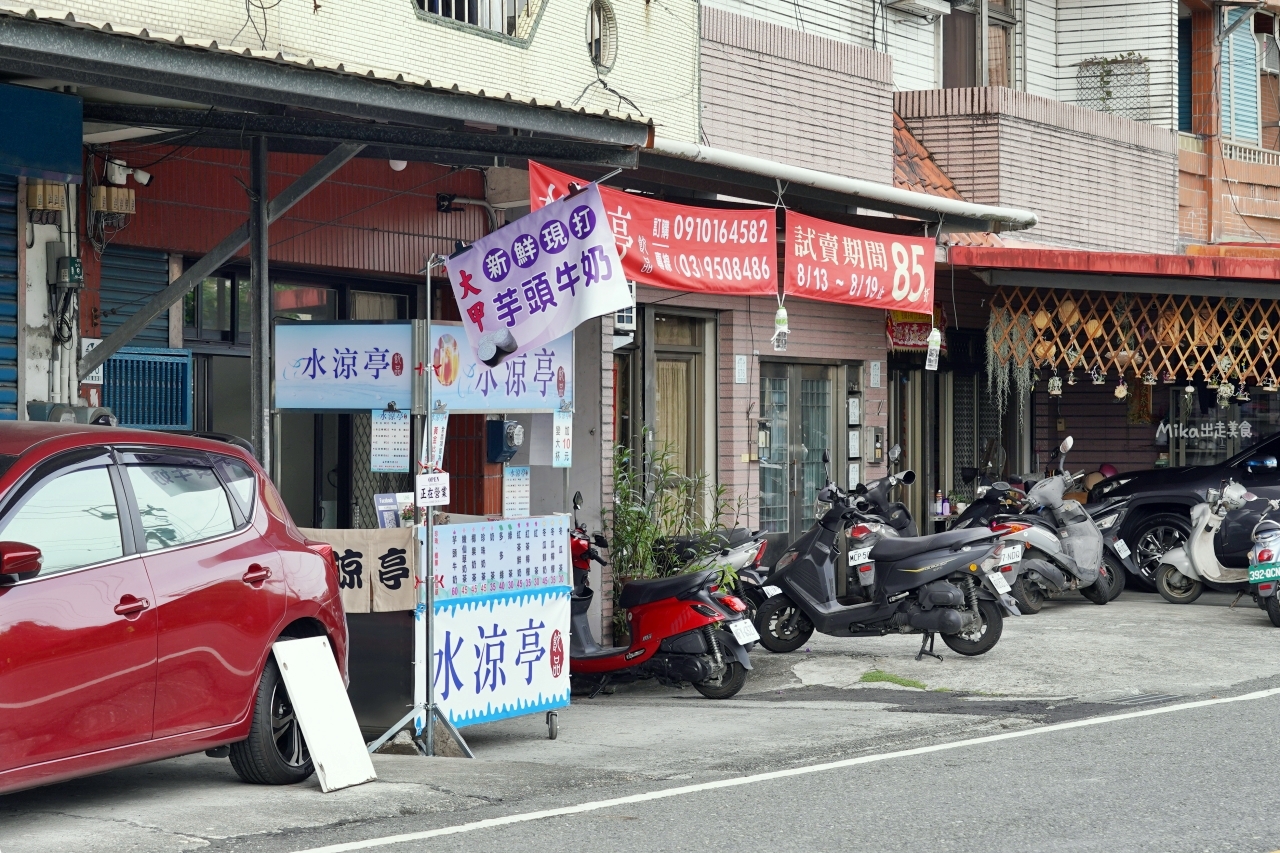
988 288 1280 385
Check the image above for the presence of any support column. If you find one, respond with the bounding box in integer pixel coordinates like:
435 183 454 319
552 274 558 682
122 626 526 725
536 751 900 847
249 136 272 472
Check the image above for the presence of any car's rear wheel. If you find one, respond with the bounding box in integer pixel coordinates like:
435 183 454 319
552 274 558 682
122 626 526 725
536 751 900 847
229 657 314 785
1131 513 1191 590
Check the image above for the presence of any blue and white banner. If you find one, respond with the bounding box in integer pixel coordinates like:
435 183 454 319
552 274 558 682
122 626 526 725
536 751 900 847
275 322 413 410
432 589 570 728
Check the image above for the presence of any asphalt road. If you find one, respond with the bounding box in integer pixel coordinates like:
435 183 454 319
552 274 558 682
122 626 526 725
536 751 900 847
5 591 1280 853
269 687 1280 853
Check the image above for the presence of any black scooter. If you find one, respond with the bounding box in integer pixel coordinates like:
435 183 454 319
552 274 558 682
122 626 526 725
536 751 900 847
753 451 1021 661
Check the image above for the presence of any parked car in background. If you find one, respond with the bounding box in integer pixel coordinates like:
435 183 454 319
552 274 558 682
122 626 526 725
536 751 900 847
0 423 346 795
1089 431 1280 588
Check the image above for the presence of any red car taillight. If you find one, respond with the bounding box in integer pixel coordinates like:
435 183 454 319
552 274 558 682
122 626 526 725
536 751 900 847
715 594 748 613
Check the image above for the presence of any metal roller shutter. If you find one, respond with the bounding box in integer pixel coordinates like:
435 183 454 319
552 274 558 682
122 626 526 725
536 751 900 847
0 177 19 419
98 245 171 347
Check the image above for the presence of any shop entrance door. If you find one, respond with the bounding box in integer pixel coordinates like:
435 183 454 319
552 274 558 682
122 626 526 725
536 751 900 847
759 363 836 565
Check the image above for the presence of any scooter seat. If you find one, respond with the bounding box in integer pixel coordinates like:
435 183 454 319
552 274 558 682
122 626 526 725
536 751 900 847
869 528 996 562
618 568 718 609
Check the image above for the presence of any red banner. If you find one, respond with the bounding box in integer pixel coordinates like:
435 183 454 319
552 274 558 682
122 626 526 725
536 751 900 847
529 161 777 297
783 211 935 314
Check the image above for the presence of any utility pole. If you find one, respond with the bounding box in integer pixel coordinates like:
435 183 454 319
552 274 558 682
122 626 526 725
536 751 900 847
249 136 272 472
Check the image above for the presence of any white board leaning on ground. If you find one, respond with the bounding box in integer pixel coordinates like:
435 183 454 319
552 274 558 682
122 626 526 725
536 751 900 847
272 636 377 793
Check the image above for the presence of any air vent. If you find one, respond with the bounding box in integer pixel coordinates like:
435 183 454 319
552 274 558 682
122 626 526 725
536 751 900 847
1261 34 1280 75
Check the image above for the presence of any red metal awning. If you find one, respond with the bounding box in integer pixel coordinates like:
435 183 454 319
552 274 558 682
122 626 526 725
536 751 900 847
947 245 1280 281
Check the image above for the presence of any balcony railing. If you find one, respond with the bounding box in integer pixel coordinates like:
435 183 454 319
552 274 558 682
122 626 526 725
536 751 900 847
1178 132 1205 154
1222 140 1280 167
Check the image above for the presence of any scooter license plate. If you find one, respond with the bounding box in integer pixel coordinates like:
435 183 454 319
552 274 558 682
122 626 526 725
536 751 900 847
762 585 783 598
1249 562 1280 583
998 544 1023 565
848 547 873 565
1114 539 1131 559
729 619 760 644
986 571 1012 594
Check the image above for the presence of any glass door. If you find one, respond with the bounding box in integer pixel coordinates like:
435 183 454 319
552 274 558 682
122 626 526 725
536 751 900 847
759 363 836 564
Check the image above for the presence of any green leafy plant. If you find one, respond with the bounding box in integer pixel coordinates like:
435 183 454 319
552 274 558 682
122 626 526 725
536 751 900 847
607 428 744 638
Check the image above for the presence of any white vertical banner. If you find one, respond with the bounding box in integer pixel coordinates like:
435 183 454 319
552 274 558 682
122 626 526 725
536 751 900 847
424 411 450 470
552 411 573 468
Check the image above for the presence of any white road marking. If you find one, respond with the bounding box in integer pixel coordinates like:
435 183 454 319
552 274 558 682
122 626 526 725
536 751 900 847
293 686 1280 852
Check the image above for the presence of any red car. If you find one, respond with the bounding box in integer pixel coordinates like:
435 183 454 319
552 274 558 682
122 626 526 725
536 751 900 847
0 422 347 794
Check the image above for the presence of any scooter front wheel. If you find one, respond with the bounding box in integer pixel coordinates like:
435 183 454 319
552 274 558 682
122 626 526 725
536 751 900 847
754 593 814 654
1155 563 1203 604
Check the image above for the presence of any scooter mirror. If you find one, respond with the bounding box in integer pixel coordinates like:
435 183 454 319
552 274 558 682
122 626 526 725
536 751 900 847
572 491 583 510
960 466 978 484
898 470 917 486
822 449 830 464
1059 436 1074 455
992 480 1011 491
593 533 609 549
855 483 868 495
889 444 902 462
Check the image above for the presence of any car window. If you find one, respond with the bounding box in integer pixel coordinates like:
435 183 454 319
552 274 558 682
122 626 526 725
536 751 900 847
0 466 123 575
213 456 257 519
1230 431 1280 466
126 464 235 551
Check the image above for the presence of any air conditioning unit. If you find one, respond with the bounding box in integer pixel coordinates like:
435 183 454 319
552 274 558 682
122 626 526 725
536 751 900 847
1259 33 1280 75
614 280 636 332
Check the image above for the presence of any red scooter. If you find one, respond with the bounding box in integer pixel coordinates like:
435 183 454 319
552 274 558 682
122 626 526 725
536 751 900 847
568 492 756 699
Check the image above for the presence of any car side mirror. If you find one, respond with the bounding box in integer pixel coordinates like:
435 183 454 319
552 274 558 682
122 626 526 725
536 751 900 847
1245 455 1278 472
572 491 583 510
0 542 43 582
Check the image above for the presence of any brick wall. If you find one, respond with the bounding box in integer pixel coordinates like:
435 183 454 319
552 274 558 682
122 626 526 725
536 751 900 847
896 88 1179 254
700 7 894 184
42 0 700 142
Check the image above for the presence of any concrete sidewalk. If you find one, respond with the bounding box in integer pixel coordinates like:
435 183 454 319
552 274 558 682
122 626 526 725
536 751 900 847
2 591 1275 852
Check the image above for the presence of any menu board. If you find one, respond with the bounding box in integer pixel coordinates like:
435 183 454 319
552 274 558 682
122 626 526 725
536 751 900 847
431 516 569 601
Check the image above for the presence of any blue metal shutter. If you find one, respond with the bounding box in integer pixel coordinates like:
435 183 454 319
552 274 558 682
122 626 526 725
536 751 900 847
0 177 18 420
1223 8 1261 143
1178 18 1192 133
98 246 171 347
102 347 192 430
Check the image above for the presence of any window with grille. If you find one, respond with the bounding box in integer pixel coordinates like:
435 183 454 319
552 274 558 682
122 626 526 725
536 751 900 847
1076 53 1151 122
416 0 536 37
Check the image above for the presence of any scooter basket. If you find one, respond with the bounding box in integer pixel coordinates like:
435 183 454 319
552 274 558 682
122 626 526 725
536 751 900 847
1059 518 1102 585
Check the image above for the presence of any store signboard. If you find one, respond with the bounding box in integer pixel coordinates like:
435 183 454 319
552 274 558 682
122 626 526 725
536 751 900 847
529 160 777 298
552 411 572 468
432 589 570 728
444 183 629 367
370 409 411 473
784 211 935 314
275 323 412 410
503 466 531 518
429 516 571 728
428 322 573 413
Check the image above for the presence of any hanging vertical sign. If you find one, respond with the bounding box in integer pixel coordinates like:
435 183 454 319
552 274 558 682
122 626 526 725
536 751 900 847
784 211 935 314
529 161 778 298
370 409 411 473
423 411 450 470
552 411 573 468
416 472 451 506
444 183 629 367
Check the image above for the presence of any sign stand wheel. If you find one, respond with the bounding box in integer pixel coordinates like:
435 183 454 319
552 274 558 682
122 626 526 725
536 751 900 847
546 710 559 740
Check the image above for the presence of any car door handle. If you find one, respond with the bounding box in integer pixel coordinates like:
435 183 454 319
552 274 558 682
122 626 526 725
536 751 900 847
242 564 271 585
114 596 150 617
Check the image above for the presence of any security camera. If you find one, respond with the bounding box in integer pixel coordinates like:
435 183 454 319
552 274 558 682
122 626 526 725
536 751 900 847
130 168 153 187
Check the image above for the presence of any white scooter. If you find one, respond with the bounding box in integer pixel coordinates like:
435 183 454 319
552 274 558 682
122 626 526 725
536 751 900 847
1154 480 1254 604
